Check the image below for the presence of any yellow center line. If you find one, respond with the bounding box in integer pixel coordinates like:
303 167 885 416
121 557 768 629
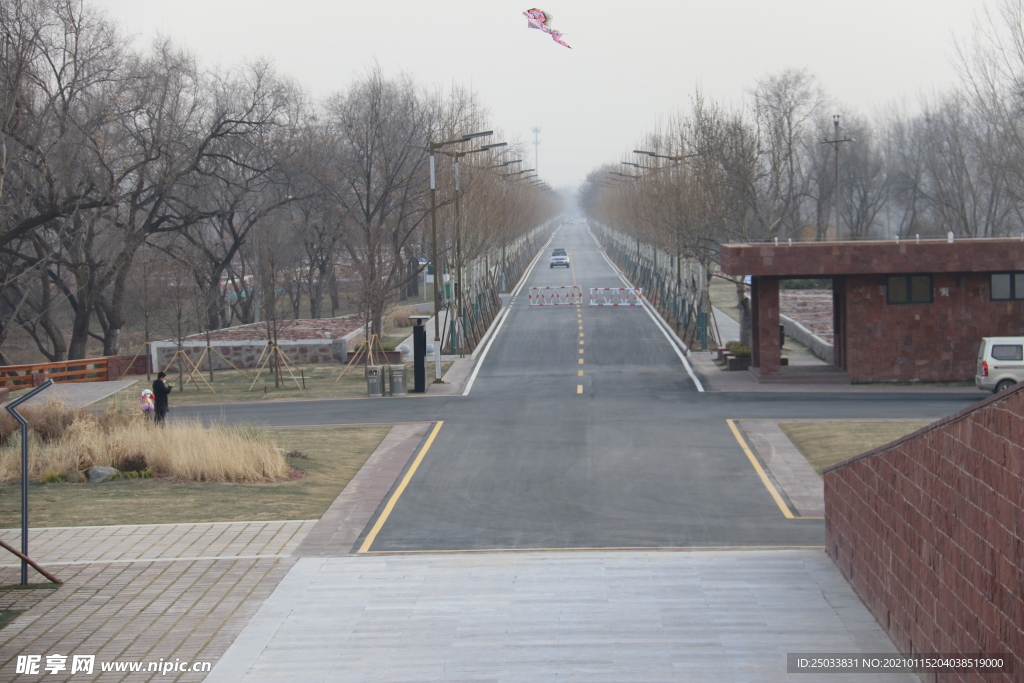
579 349 584 354
579 332 584 337
578 370 584 376
577 385 583 394
726 419 795 519
578 358 584 364
579 340 584 345
358 421 444 552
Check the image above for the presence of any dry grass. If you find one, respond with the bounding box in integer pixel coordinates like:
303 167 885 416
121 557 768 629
778 420 932 475
0 426 391 526
0 400 288 483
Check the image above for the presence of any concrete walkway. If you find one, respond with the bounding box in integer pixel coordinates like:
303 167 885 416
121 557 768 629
738 421 825 517
2 379 138 409
207 550 915 683
0 520 315 567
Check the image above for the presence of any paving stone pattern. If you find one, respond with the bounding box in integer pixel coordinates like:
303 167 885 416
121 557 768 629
0 558 293 682
208 550 917 683
0 521 316 567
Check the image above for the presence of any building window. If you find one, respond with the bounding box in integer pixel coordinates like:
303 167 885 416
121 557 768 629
887 275 932 304
990 273 1024 301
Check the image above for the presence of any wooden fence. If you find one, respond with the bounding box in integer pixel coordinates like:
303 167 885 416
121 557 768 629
0 356 148 389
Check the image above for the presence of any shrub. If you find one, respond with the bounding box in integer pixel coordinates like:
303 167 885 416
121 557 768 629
726 341 752 358
0 403 287 483
352 341 396 352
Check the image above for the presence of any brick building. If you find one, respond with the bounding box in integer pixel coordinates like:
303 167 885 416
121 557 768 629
719 238 1024 383
823 383 1024 680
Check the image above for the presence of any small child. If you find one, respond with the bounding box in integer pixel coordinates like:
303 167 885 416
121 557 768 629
140 389 155 416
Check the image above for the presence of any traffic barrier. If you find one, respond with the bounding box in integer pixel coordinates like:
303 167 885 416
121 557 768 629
529 286 583 306
589 288 644 306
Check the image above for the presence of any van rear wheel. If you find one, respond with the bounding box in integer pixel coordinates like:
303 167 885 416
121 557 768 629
995 379 1017 393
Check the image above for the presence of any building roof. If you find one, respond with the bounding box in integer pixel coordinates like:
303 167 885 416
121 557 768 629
719 238 1024 278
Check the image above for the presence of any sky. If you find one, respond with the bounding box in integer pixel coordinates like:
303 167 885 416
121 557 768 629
91 0 992 190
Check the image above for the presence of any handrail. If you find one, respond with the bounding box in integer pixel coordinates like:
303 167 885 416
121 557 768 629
0 357 109 389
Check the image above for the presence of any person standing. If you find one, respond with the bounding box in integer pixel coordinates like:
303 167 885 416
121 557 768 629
152 372 173 423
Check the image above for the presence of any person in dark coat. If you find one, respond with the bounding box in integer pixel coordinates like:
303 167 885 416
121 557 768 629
152 372 173 423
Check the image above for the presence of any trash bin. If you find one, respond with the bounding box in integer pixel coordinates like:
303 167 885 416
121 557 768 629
389 365 407 396
365 365 383 397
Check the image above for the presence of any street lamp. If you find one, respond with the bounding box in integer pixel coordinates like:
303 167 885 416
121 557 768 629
633 149 702 162
428 130 492 381
439 141 507 356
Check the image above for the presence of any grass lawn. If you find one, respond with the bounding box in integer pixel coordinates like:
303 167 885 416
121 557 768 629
778 421 932 475
91 361 452 407
0 426 392 527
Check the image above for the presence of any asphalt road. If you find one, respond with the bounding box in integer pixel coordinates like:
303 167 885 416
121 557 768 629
177 223 979 552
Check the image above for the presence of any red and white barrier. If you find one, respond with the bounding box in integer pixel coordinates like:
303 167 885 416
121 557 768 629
589 287 643 306
529 286 583 306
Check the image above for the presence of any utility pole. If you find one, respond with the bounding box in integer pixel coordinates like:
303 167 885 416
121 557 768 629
531 127 541 174
821 115 855 240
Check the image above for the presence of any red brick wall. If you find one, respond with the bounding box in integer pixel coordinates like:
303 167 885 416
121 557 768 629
105 355 150 380
842 273 1024 382
720 239 1024 277
824 389 1024 682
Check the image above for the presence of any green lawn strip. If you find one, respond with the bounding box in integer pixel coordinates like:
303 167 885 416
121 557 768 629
778 421 931 476
0 426 391 527
92 362 452 407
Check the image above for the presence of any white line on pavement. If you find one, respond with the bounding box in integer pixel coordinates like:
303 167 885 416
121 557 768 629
588 228 706 393
464 229 556 396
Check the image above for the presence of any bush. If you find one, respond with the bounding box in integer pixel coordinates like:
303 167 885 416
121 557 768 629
352 341 396 352
0 400 288 483
726 341 752 358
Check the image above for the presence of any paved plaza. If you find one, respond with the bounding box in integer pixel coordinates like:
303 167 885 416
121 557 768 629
0 223 978 681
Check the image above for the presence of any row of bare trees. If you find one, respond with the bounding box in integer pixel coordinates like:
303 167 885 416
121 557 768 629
0 0 559 364
581 0 1024 264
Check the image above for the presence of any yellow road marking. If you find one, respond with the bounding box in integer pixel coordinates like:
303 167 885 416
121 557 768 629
577 384 583 394
578 358 584 364
579 325 583 330
578 370 584 376
358 421 444 553
579 340 584 345
579 332 584 337
726 419 795 519
579 349 584 354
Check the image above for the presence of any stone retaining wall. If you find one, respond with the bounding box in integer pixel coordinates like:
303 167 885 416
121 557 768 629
780 314 834 364
151 339 347 372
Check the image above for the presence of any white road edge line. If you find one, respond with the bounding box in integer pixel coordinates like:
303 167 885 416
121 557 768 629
463 307 510 395
464 227 558 396
588 227 706 393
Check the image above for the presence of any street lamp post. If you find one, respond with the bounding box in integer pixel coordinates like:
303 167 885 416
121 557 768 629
440 142 506 356
428 130 492 381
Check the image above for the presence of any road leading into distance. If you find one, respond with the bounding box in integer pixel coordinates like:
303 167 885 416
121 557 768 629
179 222 978 553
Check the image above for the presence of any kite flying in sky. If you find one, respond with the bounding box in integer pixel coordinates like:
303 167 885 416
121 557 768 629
524 8 571 49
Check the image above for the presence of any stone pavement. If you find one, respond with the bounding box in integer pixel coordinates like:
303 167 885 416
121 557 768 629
0 558 293 682
738 421 825 518
207 550 917 683
0 521 316 567
2 380 139 410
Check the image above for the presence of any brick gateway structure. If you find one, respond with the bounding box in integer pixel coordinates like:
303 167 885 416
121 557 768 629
719 238 1024 382
824 387 1024 681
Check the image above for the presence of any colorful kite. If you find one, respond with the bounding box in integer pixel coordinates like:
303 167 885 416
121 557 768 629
524 8 571 49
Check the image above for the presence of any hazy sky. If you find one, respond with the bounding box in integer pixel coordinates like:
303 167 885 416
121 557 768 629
92 0 990 189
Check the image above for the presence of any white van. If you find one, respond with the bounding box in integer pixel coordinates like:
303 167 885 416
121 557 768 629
975 337 1024 393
